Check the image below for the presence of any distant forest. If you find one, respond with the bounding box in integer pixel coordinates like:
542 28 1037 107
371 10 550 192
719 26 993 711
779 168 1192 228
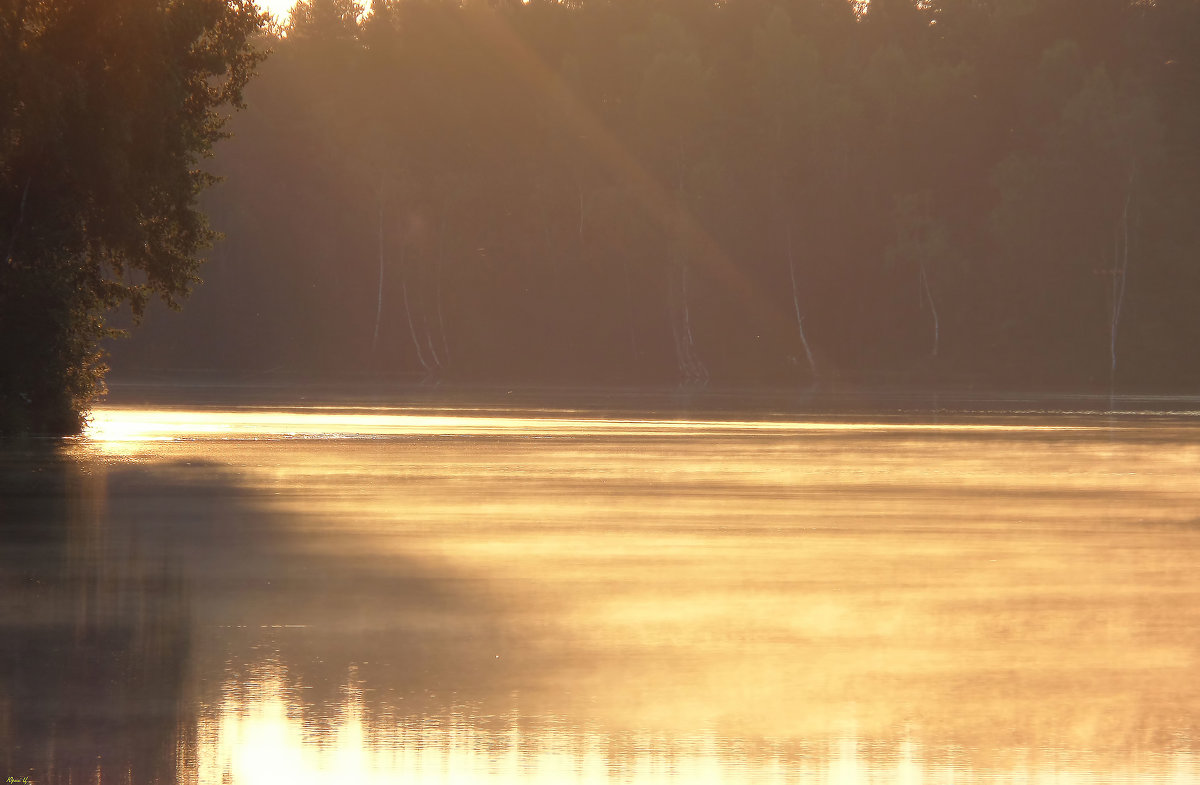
111 0 1200 392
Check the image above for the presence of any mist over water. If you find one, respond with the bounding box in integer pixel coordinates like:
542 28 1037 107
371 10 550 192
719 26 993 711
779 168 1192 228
4 399 1200 783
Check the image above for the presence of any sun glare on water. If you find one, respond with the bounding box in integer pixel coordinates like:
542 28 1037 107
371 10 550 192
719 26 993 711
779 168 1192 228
193 659 1193 785
82 406 1093 443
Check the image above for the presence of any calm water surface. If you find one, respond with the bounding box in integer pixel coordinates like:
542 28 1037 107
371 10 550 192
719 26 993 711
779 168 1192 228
3 403 1200 784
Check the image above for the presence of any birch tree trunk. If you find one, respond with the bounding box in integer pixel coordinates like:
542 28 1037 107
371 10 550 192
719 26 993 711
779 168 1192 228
668 252 688 380
434 213 451 368
372 187 385 354
622 256 640 363
680 261 707 383
785 224 818 374
4 176 32 266
919 261 939 358
399 242 432 376
671 160 707 385
1109 164 1135 389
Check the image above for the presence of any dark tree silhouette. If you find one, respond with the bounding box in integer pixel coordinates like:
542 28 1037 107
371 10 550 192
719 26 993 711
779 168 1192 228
0 0 264 434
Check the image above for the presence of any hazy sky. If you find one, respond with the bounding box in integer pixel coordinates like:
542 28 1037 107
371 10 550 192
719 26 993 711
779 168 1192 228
260 0 296 23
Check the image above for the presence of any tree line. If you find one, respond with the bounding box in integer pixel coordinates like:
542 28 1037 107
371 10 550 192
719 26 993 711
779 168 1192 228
63 0 1200 403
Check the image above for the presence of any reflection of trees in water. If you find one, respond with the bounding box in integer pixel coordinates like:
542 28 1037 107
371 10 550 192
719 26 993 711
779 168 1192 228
0 447 192 785
190 662 1200 785
188 572 1200 782
0 444 520 783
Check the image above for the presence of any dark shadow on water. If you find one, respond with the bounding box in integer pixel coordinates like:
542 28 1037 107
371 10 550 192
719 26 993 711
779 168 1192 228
1 445 191 784
0 444 516 784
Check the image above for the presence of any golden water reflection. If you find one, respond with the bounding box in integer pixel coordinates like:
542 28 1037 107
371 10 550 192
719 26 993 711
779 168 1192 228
196 656 1200 784
84 405 1096 442
17 404 1200 783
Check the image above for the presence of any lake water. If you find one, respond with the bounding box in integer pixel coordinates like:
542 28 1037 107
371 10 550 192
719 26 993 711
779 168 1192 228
3 400 1200 784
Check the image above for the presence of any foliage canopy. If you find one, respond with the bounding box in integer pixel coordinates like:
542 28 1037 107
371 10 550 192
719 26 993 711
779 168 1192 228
0 0 264 434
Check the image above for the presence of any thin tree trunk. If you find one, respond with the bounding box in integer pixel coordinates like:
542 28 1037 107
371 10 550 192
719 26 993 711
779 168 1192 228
434 213 451 366
673 157 706 384
372 187 385 354
622 256 639 363
5 176 32 266
540 199 553 262
577 179 586 250
668 258 687 380
668 171 688 381
423 309 443 372
681 262 695 354
400 243 431 375
421 255 443 372
680 262 706 382
785 224 817 374
919 261 939 358
1110 163 1135 387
